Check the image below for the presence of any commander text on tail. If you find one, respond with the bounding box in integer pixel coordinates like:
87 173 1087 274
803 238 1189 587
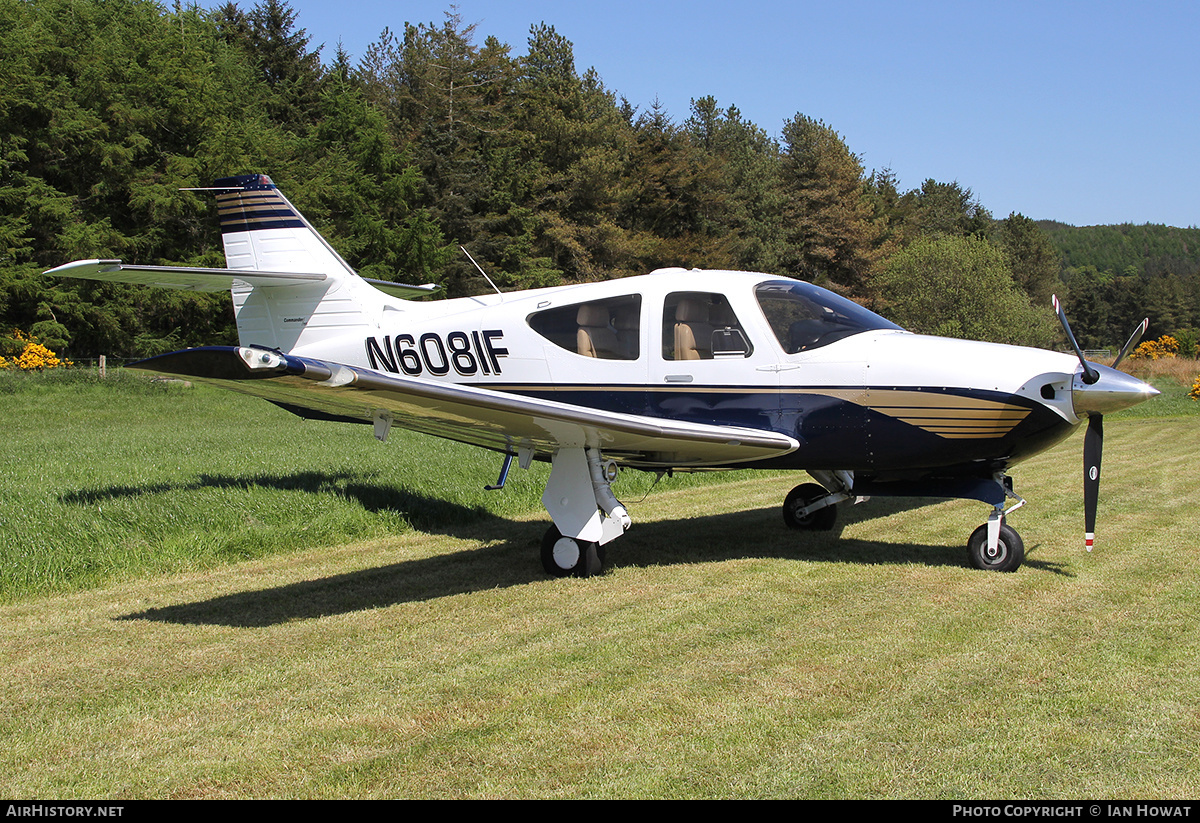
47 174 1158 576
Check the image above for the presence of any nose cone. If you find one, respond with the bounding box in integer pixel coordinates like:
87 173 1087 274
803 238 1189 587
1072 363 1160 417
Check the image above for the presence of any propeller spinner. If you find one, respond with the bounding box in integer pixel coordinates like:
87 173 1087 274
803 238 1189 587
1053 296 1157 551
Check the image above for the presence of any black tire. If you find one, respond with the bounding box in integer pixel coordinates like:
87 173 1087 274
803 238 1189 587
782 483 837 531
967 522 1025 572
541 525 604 577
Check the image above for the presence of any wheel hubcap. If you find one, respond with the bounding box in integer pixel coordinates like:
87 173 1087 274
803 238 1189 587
552 537 581 570
985 540 1008 564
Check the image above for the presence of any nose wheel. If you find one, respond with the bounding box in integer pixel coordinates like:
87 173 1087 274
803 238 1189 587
967 521 1024 572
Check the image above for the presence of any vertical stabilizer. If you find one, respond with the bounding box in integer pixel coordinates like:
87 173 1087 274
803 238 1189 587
212 174 388 355
214 174 353 277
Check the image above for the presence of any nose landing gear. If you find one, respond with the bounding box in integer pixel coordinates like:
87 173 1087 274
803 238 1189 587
966 520 1025 572
781 471 1030 572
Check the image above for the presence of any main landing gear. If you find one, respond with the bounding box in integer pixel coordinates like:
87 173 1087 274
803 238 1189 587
538 447 629 578
781 471 1028 572
541 525 605 578
781 470 855 533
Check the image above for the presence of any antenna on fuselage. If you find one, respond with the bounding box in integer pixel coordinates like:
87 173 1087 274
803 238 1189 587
461 246 503 300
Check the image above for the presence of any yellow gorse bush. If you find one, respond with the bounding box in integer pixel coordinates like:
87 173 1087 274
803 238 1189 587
1130 335 1180 361
0 329 72 370
1190 375 1200 402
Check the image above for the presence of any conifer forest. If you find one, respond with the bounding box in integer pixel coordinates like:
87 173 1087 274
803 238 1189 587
3 0 1198 360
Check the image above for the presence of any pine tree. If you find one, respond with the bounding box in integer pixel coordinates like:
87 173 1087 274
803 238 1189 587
778 115 882 294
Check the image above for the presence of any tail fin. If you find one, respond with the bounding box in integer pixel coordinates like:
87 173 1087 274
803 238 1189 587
47 174 438 357
213 174 391 355
214 174 354 279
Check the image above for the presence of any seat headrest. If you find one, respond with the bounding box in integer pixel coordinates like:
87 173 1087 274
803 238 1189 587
675 298 710 323
577 304 611 327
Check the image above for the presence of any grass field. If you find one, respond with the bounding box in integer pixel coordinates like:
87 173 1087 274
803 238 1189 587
1 368 1198 798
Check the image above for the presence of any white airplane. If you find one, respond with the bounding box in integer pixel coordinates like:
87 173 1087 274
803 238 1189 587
47 174 1159 576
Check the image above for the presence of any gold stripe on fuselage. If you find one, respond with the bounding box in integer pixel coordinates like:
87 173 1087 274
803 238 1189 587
786 388 1030 438
482 384 1032 440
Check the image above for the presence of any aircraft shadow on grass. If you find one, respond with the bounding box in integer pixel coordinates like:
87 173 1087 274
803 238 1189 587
60 469 496 532
117 484 1070 628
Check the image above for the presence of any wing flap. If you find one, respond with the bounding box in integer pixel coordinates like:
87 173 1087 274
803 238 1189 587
130 347 798 468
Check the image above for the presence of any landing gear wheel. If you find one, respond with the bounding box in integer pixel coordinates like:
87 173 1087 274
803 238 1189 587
541 525 604 578
782 483 838 531
967 522 1025 572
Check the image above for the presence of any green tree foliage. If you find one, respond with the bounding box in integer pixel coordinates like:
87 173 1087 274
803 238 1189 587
905 179 992 239
1052 223 1200 349
0 0 440 356
874 235 1058 348
1040 221 1200 280
778 115 882 295
995 212 1060 307
0 0 281 357
683 98 787 273
7 0 1192 361
215 0 324 132
1059 266 1111 350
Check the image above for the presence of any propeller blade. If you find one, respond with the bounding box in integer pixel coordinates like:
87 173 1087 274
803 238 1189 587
1053 295 1100 385
1083 413 1103 551
1112 318 1150 368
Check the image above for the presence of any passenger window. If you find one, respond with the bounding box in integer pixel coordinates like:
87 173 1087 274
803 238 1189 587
662 292 752 360
529 295 641 360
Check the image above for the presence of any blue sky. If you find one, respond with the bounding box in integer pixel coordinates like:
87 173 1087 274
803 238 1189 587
225 0 1198 227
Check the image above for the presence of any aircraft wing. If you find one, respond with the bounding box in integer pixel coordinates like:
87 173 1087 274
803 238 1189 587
130 347 798 469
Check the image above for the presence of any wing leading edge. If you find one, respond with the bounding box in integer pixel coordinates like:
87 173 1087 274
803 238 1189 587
130 347 798 469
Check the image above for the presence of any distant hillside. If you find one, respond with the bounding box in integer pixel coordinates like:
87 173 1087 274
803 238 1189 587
1038 221 1200 277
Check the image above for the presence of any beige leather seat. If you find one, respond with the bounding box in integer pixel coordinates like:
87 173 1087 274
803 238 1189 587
673 298 713 360
577 304 619 358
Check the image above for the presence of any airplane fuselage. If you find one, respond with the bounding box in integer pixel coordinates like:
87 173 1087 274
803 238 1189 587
296 269 1084 482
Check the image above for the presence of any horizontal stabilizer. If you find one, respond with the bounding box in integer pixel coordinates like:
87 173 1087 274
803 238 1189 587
361 277 442 299
47 260 442 300
45 259 326 291
129 347 798 469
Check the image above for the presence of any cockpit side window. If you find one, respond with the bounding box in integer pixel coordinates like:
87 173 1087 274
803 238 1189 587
528 295 641 360
755 281 902 353
662 292 753 360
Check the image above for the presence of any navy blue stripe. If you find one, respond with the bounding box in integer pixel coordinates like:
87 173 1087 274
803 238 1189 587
218 205 296 217
219 218 306 234
480 382 1072 475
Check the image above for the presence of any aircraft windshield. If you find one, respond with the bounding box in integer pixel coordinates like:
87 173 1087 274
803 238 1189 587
755 280 902 354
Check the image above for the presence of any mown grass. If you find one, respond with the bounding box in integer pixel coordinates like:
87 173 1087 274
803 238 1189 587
0 367 1197 798
1119 356 1200 417
0 369 746 602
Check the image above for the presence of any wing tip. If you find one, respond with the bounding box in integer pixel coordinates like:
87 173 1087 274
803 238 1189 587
44 258 122 276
